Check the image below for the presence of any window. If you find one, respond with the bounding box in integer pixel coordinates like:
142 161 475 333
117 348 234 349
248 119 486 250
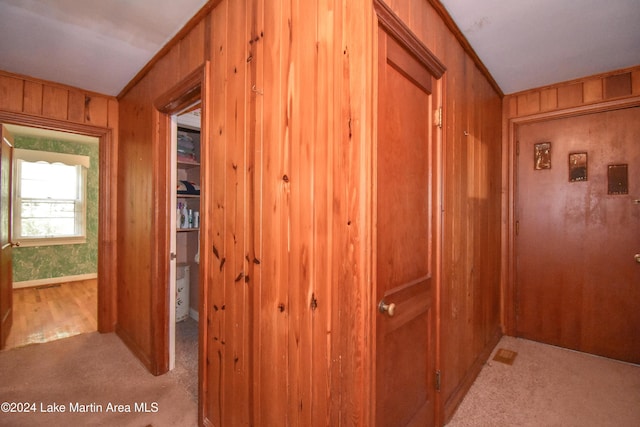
13 149 90 246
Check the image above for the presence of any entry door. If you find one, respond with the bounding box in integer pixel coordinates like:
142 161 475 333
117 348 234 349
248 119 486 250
1 124 14 349
375 26 440 426
516 107 640 364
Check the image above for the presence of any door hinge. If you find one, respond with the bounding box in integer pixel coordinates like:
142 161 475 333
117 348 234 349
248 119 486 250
516 140 520 155
437 106 443 129
435 370 441 392
515 220 520 236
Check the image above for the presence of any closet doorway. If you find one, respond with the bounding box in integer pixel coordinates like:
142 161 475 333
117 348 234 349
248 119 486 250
152 63 210 424
168 105 201 400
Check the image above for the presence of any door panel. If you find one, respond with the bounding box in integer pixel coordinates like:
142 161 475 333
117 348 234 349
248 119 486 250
375 28 438 427
1 124 14 349
516 107 640 363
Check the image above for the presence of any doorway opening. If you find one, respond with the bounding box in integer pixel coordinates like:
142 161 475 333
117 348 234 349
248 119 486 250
0 112 117 352
169 104 201 400
3 124 99 350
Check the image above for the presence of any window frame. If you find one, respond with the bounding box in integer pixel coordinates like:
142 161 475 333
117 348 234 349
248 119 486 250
12 148 90 247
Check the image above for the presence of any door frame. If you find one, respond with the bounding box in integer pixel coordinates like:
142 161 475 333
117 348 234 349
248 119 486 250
0 111 118 333
371 1 445 425
152 62 209 424
503 95 640 335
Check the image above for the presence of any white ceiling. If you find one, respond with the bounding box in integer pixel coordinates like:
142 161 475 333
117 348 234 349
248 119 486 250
441 0 640 94
0 0 207 96
0 0 639 96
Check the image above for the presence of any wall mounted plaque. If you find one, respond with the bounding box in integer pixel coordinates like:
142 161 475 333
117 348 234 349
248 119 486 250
569 152 587 182
608 164 628 195
534 142 551 170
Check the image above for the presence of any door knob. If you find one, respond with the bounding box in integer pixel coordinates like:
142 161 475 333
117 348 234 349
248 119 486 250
10 241 20 247
170 252 177 260
378 299 396 317
635 254 640 264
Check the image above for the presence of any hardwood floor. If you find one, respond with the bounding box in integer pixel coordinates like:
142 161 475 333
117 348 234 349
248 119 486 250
3 279 97 350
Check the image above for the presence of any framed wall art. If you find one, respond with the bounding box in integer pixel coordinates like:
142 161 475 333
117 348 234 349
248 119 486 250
608 164 628 194
569 152 587 182
534 142 551 170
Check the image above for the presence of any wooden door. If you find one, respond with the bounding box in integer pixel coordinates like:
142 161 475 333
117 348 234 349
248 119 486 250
515 106 640 364
1 124 14 349
375 23 441 427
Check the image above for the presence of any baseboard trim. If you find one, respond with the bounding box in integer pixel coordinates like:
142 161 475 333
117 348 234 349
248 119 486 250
443 327 503 424
13 273 98 289
189 308 199 321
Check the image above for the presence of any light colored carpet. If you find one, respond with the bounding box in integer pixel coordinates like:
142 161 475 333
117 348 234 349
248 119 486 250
0 332 197 427
447 336 640 427
174 317 198 401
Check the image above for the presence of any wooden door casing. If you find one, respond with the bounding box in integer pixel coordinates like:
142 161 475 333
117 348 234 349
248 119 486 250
374 3 445 425
0 125 14 349
515 106 640 364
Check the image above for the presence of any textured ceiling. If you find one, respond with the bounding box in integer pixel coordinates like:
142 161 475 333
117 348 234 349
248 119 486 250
0 0 639 96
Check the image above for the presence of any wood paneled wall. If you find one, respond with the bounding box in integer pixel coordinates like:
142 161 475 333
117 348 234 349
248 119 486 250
505 66 640 118
0 70 118 333
117 0 502 425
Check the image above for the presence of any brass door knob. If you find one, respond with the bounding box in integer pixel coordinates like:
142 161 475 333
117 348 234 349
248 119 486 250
635 254 640 264
378 300 396 317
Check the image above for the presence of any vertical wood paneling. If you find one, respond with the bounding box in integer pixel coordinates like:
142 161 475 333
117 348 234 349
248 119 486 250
313 0 337 424
258 0 291 423
179 20 206 79
67 90 85 123
23 81 43 115
540 88 558 111
0 75 23 112
557 82 583 108
225 0 249 424
85 95 109 127
115 0 503 426
42 86 68 120
583 79 603 103
507 66 640 118
205 3 227 424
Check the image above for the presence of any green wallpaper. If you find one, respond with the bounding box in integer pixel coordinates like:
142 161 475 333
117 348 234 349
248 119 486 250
12 136 99 283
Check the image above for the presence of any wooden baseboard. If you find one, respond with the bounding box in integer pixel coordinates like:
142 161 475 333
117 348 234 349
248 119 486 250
443 327 503 423
13 273 98 289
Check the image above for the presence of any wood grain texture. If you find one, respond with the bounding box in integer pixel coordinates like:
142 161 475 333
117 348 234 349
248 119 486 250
115 1 501 426
506 65 640 118
4 280 97 350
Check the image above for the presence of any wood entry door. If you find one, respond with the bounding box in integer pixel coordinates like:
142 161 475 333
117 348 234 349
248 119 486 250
1 124 14 349
515 106 640 364
375 20 442 427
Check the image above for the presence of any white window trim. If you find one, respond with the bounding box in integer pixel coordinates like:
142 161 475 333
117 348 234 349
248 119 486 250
13 148 90 247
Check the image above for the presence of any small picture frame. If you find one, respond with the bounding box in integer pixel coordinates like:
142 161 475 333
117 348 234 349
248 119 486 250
569 152 587 182
534 142 551 170
608 164 628 195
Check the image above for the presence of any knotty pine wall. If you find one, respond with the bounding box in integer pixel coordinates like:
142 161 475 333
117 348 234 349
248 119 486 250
0 70 118 333
116 0 502 425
